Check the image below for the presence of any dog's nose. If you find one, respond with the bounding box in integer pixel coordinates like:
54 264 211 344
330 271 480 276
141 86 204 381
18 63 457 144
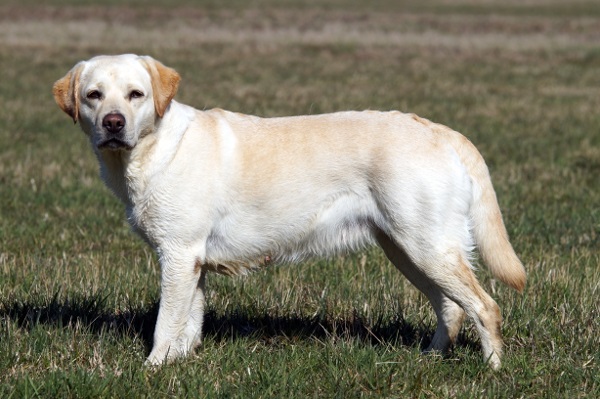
102 113 126 134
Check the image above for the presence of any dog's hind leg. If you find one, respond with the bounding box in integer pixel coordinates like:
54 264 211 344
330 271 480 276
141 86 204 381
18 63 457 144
377 232 465 353
378 231 504 369
436 254 503 370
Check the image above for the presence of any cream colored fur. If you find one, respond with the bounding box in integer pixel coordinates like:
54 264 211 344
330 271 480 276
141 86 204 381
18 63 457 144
53 54 526 370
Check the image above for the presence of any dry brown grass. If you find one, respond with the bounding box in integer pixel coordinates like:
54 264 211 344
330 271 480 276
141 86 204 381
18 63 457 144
1 5 598 52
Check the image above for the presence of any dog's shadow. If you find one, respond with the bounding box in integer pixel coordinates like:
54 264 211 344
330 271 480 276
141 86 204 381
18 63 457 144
1 294 476 355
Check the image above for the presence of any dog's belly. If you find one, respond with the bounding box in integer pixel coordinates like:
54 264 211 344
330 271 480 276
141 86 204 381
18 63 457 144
203 190 380 275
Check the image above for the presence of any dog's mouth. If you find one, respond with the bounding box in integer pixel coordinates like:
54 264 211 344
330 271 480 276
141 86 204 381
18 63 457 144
97 138 134 151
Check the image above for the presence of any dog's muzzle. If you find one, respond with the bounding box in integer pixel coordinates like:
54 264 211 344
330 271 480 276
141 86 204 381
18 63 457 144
98 113 133 150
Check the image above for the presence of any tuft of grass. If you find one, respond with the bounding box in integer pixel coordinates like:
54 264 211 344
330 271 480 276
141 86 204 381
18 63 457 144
1 1 598 397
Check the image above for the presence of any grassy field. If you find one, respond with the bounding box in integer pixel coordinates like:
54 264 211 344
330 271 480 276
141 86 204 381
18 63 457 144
1 0 599 397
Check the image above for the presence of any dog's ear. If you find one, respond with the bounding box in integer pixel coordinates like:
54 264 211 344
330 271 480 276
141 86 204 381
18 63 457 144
140 56 181 118
53 62 85 123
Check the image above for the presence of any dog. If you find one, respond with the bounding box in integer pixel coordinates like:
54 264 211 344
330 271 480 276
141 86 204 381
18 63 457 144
53 54 525 369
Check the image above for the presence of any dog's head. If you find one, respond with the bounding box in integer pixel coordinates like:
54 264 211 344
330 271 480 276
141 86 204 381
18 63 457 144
53 54 180 151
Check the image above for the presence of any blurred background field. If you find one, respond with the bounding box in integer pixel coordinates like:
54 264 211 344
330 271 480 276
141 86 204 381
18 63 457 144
0 1 598 397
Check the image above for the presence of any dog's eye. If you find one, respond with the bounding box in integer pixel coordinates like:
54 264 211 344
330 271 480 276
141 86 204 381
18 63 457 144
86 90 102 100
129 90 144 100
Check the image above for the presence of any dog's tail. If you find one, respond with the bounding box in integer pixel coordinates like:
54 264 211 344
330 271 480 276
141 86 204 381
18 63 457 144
413 115 526 292
464 144 526 292
452 132 526 292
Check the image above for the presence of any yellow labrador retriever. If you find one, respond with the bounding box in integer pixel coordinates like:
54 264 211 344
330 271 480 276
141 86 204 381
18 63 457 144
53 54 525 369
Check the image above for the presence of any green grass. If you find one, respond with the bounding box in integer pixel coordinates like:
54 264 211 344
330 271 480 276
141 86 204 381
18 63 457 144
1 1 599 397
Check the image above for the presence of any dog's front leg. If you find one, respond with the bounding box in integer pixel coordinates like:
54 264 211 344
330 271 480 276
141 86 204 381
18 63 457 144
146 251 205 365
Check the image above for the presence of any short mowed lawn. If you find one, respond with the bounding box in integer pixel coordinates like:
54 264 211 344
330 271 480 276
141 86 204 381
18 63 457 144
0 0 598 397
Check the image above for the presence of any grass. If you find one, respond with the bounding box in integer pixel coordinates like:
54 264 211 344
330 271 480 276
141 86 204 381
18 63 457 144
0 0 599 397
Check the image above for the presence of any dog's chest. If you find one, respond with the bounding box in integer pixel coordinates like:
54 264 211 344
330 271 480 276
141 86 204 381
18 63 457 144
122 162 168 247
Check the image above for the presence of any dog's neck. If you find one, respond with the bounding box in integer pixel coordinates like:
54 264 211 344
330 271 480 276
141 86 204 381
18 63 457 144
96 141 157 246
95 105 178 205
97 149 134 207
